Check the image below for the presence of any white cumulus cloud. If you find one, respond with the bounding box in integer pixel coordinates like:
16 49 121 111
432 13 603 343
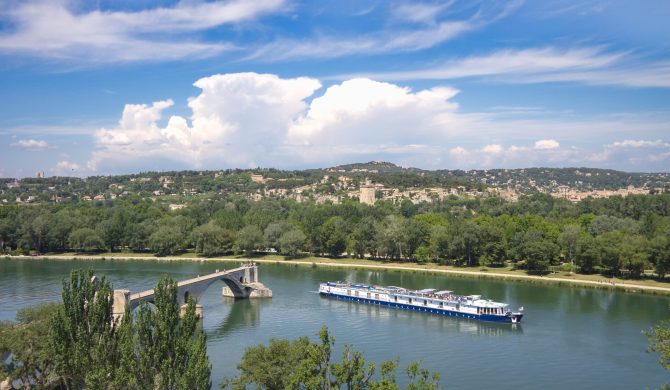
89 73 321 171
85 72 670 173
534 139 560 149
284 78 463 164
52 160 81 175
12 139 51 151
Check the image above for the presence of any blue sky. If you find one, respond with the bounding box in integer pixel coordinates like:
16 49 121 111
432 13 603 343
1 0 669 177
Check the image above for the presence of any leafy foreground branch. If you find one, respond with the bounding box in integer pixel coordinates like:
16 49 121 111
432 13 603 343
646 309 670 390
222 326 441 390
1 269 211 390
0 303 61 388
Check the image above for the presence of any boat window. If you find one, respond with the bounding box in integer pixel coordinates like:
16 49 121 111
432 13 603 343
355 291 359 297
347 290 351 295
423 300 427 306
375 294 379 299
367 293 371 298
394 296 398 302
409 298 412 304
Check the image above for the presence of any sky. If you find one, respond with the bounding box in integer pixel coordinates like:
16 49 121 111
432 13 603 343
1 0 669 178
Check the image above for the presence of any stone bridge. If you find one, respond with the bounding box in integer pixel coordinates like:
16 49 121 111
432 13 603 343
112 263 272 321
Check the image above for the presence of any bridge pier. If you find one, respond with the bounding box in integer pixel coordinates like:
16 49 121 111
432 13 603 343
222 263 272 299
112 263 271 321
221 282 273 298
180 303 203 319
112 289 130 323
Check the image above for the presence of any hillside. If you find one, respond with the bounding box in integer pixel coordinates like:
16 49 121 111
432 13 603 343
1 163 669 206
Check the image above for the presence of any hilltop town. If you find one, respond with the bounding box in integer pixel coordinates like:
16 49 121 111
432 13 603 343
1 162 669 208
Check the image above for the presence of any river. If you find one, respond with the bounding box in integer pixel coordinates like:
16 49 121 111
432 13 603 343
1 258 668 389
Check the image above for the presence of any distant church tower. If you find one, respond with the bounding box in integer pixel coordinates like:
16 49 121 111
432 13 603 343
359 180 376 205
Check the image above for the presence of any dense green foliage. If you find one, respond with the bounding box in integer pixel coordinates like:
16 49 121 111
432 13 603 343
647 316 670 371
2 191 670 278
117 278 212 390
223 326 440 390
0 270 211 389
646 309 670 389
0 303 61 388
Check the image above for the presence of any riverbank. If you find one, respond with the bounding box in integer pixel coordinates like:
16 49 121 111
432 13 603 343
6 253 670 296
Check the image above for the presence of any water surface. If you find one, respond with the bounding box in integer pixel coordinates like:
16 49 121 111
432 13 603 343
1 258 668 389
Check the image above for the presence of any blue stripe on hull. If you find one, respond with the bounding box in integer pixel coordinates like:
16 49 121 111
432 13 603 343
320 292 522 323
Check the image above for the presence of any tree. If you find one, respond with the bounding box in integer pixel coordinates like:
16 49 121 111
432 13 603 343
320 216 349 257
236 225 265 253
68 227 105 252
650 236 670 278
478 222 506 267
521 240 558 274
576 235 600 274
243 201 285 231
222 337 313 390
149 225 184 256
191 221 235 256
349 217 378 259
123 277 211 390
449 221 481 266
0 217 15 252
331 344 376 389
646 310 670 388
223 326 441 390
214 204 244 231
47 270 211 390
264 221 292 252
588 215 638 236
128 219 158 252
510 229 558 273
400 199 418 218
97 212 126 252
376 215 405 260
279 229 307 257
404 361 441 390
0 303 60 388
429 226 450 263
49 209 77 251
596 231 624 276
49 269 118 389
559 224 582 272
620 235 649 278
404 218 430 261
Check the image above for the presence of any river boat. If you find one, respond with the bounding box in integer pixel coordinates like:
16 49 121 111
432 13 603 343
319 282 524 323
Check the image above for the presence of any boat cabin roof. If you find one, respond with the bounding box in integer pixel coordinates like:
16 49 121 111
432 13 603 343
321 282 508 307
472 299 507 308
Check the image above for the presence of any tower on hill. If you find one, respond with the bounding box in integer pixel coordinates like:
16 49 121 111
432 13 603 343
360 180 376 205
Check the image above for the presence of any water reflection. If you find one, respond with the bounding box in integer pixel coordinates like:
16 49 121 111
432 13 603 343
321 296 522 337
207 298 270 340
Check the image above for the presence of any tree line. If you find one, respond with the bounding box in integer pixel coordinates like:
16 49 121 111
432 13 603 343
1 192 670 277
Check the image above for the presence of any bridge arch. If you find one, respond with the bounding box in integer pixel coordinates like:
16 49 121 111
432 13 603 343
121 265 264 314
